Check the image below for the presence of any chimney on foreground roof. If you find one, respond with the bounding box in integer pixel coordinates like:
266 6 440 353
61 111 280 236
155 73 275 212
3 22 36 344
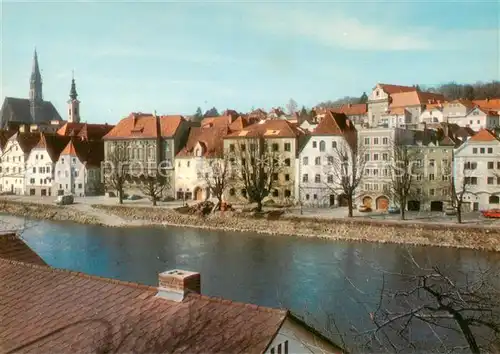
157 269 201 302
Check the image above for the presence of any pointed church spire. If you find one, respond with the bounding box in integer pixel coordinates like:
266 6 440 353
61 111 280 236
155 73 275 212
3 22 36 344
69 70 78 100
30 48 43 102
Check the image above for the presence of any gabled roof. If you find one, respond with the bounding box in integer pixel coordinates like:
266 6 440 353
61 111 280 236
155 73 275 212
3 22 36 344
32 133 71 162
0 232 47 266
60 139 104 167
467 106 499 117
313 111 355 136
228 116 252 132
57 122 114 140
225 119 304 139
0 97 62 129
0 129 16 151
8 132 41 154
446 99 476 110
473 98 500 111
332 103 367 116
468 129 499 143
103 113 185 140
177 126 229 158
389 91 446 108
0 259 288 353
200 115 234 128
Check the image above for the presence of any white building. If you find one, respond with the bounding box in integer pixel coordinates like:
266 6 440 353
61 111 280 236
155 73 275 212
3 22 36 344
419 106 445 124
454 129 500 211
296 111 357 207
24 134 69 197
0 132 40 195
54 139 104 196
444 100 500 131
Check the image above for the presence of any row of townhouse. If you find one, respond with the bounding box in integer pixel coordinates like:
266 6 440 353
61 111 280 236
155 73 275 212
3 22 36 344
0 122 112 196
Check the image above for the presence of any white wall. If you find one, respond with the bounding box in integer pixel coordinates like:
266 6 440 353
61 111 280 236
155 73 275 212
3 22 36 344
419 109 444 124
454 139 500 210
54 154 87 196
265 317 339 354
0 139 27 195
25 148 55 196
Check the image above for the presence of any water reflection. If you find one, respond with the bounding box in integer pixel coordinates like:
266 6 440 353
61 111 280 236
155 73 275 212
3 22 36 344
5 215 499 349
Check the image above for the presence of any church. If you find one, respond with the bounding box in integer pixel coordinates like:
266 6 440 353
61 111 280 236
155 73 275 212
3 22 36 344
0 50 70 130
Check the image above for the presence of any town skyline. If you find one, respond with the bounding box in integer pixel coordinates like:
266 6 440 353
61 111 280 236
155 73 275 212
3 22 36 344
1 0 499 124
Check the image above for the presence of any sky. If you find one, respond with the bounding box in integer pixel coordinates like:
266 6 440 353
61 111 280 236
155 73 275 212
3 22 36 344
0 0 499 124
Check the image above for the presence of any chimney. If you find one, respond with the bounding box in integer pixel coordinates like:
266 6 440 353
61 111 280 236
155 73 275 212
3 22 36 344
157 269 201 302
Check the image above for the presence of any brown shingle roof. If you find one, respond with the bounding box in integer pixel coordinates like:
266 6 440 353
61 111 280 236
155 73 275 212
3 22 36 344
378 83 416 95
10 132 41 154
60 138 104 167
33 133 71 162
0 259 287 353
389 91 446 108
103 113 185 140
329 103 367 116
473 98 500 111
225 119 304 139
177 126 229 158
200 115 234 128
313 111 353 136
0 232 47 266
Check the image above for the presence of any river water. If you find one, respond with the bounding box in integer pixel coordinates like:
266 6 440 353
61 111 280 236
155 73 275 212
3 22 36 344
3 214 499 350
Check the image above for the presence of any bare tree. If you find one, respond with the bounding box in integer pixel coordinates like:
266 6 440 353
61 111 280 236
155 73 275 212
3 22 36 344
324 140 367 217
444 156 475 223
202 155 232 211
231 137 283 212
286 98 298 116
388 141 421 220
103 145 128 204
138 174 170 207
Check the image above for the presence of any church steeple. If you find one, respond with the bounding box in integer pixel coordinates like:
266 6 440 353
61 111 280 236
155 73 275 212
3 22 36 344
29 48 43 102
67 71 80 123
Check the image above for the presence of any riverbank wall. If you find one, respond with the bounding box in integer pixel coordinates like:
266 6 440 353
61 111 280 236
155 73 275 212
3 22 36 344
2 199 499 251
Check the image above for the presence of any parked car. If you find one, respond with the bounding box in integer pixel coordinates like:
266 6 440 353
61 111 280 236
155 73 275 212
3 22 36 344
444 207 456 216
358 205 372 213
387 206 400 214
481 209 500 219
127 194 142 201
56 194 74 205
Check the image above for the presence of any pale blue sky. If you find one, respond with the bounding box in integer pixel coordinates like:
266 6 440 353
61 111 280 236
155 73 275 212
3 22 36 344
1 0 499 124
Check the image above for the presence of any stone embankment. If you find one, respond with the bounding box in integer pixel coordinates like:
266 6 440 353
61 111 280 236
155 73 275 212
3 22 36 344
1 199 499 251
92 204 500 252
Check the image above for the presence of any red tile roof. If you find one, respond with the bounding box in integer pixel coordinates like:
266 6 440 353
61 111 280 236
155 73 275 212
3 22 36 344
103 113 185 140
33 133 71 162
378 83 416 95
389 91 446 108
225 119 304 139
468 129 499 142
331 103 367 116
177 126 229 158
313 111 355 136
200 115 235 128
473 98 500 111
0 259 288 353
57 122 113 140
60 138 104 167
0 232 47 266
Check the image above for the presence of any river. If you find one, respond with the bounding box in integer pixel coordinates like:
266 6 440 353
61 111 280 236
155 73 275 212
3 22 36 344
2 214 499 350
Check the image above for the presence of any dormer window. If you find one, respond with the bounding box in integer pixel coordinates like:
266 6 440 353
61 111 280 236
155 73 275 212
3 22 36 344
376 90 379 97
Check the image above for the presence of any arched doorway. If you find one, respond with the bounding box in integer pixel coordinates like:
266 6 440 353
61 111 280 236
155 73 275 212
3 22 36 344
376 196 389 210
362 196 373 208
430 201 443 212
194 187 203 201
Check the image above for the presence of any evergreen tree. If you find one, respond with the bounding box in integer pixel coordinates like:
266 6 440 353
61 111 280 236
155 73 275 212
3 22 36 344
299 106 308 117
204 107 219 118
191 107 203 122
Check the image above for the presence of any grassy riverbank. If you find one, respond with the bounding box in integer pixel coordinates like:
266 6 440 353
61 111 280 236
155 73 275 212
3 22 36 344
1 199 500 252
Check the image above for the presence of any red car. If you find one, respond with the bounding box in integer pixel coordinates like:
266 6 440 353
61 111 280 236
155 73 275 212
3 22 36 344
481 209 500 218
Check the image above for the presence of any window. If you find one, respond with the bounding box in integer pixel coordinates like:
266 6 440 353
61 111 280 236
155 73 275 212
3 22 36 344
465 162 477 170
229 188 235 196
364 137 370 145
429 174 435 181
284 158 291 167
47 166 50 173
285 174 290 181
78 183 82 189
30 178 35 184
465 177 478 185
312 141 317 148
383 137 388 145
488 162 494 169
327 156 334 165
332 141 337 149
488 177 494 185
240 144 246 152
250 143 256 151
364 153 370 161
32 167 36 173
272 189 279 197
272 143 279 152
319 141 325 152
374 138 379 145
488 148 493 154
327 175 333 183
229 144 235 152
305 194 310 200
429 159 435 167
490 196 500 204
303 157 309 165
382 153 388 161
480 148 485 154
302 174 308 182
39 167 43 173
241 189 247 198
315 174 321 183
313 194 318 200
284 190 291 198
273 173 278 181
373 169 378 176
430 188 435 196
315 157 321 165
284 143 291 152
473 148 477 154
373 153 379 161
